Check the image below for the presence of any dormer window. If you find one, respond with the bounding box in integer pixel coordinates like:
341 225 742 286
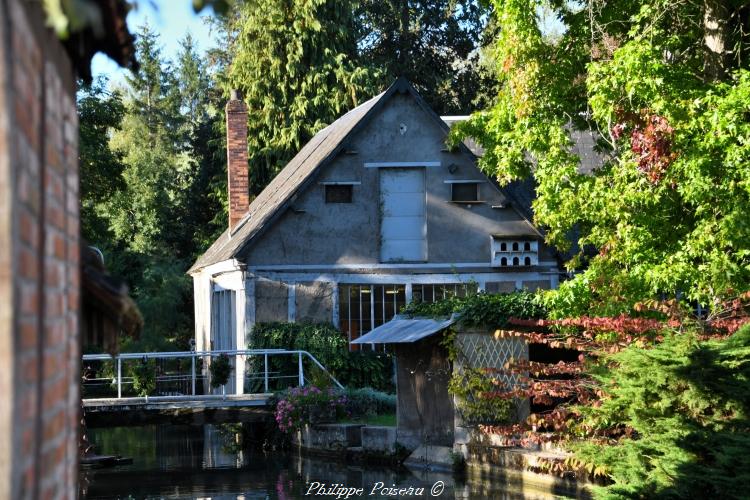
491 236 539 267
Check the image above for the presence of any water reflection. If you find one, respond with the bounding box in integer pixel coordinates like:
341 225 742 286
81 424 571 499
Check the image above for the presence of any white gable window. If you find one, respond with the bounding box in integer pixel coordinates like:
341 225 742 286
379 168 427 262
491 236 539 267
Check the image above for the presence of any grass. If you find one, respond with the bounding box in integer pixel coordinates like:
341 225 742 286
340 413 396 427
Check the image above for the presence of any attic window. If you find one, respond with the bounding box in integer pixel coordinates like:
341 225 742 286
325 184 353 203
446 180 482 203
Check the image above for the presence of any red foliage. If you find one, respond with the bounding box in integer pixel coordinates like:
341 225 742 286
471 295 750 447
611 110 678 184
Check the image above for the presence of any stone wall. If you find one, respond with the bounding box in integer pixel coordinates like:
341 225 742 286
0 1 81 498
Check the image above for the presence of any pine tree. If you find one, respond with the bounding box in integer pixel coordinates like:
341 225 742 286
356 0 494 115
224 0 381 194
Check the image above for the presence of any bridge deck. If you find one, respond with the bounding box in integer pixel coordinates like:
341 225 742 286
83 394 273 427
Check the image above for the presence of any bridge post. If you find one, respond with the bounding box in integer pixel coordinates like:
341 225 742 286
298 352 304 387
264 353 269 393
191 356 196 396
117 358 122 398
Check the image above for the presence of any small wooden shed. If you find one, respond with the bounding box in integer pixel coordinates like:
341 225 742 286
352 315 458 450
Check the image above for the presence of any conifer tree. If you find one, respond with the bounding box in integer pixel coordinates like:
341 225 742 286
356 0 493 115
224 0 381 194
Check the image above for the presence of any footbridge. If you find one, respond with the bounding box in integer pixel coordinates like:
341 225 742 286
81 349 343 427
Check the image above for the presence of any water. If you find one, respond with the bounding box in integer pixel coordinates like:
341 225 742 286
81 424 573 499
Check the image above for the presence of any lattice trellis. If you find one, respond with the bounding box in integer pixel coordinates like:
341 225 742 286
455 332 529 421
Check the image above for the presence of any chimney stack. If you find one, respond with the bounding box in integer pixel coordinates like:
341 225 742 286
226 89 249 233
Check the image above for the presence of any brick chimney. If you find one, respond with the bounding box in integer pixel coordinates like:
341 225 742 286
226 89 249 233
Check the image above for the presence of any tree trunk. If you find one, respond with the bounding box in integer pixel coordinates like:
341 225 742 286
704 0 732 81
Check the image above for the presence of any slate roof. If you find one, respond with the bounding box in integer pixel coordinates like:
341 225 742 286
189 78 545 274
189 80 396 273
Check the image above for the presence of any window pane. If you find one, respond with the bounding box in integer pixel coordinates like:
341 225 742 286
452 183 479 201
325 184 352 203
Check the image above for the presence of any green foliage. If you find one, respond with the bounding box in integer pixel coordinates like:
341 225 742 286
77 78 126 242
571 325 750 498
221 0 381 194
128 359 156 397
449 367 514 425
249 322 394 391
402 290 546 327
458 0 750 315
344 387 397 419
209 354 233 388
79 24 227 352
355 0 495 115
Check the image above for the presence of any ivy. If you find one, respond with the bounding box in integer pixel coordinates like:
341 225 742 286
448 367 514 425
402 291 546 328
249 322 394 391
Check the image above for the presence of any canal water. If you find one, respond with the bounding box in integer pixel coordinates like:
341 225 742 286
81 424 574 499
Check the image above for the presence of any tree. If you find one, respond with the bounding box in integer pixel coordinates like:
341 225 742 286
77 78 126 242
454 0 750 316
79 24 224 351
222 0 381 194
356 0 494 115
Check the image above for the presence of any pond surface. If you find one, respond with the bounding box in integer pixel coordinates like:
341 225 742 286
81 424 573 499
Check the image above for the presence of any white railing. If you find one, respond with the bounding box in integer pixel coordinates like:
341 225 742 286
81 349 344 400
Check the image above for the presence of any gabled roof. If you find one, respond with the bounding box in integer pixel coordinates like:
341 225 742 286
192 79 427 273
189 78 542 274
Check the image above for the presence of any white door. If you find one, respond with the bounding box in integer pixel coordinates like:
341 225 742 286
380 168 427 262
210 289 236 394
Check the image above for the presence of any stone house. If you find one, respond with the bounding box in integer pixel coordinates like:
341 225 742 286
190 78 564 393
0 1 134 497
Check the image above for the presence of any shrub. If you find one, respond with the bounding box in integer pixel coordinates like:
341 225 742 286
274 386 347 434
249 322 394 391
129 359 156 396
572 324 750 498
345 387 396 419
209 354 233 389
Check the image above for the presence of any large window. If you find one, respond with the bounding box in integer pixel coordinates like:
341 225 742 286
412 283 474 303
339 284 406 349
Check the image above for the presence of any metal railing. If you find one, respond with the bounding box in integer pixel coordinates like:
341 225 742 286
81 349 343 400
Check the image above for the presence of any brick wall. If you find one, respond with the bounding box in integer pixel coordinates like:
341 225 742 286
226 91 249 233
0 1 81 498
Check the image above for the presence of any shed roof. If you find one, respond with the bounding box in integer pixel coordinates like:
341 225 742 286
351 314 458 344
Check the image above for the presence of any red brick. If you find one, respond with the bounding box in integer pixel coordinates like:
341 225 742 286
45 202 66 231
21 356 39 385
19 208 38 247
42 410 65 442
45 290 63 316
19 246 38 280
20 282 39 315
18 319 39 351
45 169 64 202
